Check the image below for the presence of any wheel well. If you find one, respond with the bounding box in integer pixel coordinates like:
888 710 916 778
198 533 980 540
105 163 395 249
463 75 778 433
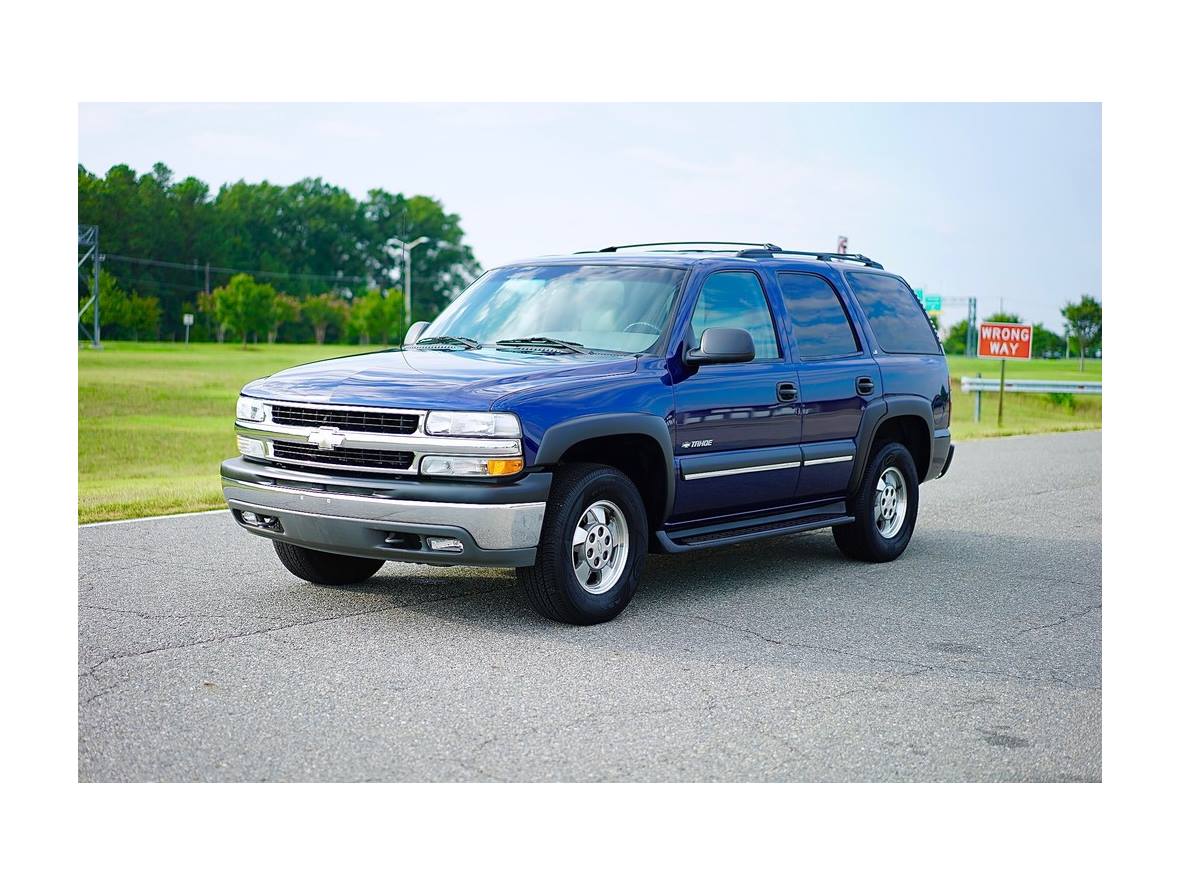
871 416 931 477
557 434 667 530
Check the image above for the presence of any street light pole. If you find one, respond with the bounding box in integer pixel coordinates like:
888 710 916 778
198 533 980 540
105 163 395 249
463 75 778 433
388 236 429 326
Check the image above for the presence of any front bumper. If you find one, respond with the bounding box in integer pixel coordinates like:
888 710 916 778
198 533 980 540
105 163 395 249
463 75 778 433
221 457 550 567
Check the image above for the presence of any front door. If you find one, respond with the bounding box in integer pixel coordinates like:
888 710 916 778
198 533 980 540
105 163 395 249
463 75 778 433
775 270 881 501
670 270 801 523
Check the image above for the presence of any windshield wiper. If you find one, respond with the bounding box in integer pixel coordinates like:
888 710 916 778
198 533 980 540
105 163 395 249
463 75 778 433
495 336 589 354
411 335 480 350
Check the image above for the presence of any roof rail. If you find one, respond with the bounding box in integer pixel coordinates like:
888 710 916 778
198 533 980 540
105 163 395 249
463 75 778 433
735 247 884 270
584 240 784 254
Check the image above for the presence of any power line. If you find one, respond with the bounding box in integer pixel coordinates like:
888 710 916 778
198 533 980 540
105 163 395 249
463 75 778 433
102 253 370 285
104 274 214 294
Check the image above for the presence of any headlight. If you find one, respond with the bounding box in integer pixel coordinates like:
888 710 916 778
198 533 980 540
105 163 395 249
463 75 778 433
419 455 524 477
236 397 267 423
424 411 520 438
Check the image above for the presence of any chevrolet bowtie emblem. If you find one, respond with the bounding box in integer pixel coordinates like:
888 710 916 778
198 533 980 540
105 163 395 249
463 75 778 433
307 427 346 450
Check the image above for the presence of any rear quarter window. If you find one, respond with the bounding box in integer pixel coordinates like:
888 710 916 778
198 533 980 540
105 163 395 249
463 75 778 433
845 272 941 355
777 272 860 360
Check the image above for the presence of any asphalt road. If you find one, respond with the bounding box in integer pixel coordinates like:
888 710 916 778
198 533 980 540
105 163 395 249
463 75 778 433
78 431 1101 782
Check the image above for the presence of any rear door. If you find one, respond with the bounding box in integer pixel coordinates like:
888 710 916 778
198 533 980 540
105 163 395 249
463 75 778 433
774 270 881 501
670 268 802 522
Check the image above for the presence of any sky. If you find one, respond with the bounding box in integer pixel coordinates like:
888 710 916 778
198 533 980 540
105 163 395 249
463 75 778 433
79 103 1100 333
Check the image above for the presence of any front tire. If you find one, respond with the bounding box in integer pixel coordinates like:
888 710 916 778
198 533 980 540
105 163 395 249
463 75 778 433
833 441 920 562
517 464 648 625
272 540 383 585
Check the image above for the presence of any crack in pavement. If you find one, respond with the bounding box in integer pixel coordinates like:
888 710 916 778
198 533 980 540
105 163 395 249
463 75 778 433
679 611 1080 687
794 666 935 712
79 587 500 679
80 603 281 623
1013 604 1102 636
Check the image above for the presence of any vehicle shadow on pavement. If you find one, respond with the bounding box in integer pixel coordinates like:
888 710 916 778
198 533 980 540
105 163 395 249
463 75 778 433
337 526 1101 650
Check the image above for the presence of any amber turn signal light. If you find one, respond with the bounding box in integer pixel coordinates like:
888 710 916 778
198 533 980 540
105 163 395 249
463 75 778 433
485 458 525 476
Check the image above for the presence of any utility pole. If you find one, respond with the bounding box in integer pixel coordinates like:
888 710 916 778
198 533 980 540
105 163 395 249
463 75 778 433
967 296 977 356
388 236 429 326
93 235 101 349
78 225 102 349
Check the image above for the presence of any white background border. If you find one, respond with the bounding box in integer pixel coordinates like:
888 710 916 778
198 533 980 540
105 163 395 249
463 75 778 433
5 0 1174 879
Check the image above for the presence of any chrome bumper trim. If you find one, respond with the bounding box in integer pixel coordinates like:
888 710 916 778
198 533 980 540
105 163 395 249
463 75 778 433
222 477 545 550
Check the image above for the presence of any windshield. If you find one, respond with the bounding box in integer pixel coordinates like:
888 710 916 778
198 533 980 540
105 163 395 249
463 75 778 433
422 264 685 353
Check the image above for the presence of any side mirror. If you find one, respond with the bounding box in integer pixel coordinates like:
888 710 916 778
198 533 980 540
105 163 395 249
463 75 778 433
685 327 756 365
404 320 430 346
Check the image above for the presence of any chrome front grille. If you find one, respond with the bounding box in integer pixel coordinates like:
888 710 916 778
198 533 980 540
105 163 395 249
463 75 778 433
270 404 419 434
270 441 414 472
236 399 522 476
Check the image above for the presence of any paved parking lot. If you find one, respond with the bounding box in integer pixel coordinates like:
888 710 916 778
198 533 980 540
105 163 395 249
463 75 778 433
78 431 1101 781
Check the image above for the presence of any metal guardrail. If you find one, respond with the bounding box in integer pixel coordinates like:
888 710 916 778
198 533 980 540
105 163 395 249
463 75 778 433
960 377 1103 395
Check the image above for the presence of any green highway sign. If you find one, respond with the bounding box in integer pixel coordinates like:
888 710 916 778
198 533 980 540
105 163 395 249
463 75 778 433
924 294 942 311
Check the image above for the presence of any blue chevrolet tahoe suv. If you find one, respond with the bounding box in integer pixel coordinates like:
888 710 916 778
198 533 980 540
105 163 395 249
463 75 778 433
222 242 953 625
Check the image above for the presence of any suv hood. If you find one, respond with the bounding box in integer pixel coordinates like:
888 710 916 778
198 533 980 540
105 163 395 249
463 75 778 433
241 347 640 411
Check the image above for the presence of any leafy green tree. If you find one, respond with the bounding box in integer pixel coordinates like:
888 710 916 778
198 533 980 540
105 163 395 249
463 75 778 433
984 311 1023 324
124 292 161 340
1031 323 1065 358
1062 294 1102 368
349 289 406 345
78 270 161 340
941 318 968 355
78 270 128 333
212 274 277 348
197 289 226 342
268 294 301 343
302 293 350 344
78 164 482 338
362 190 481 320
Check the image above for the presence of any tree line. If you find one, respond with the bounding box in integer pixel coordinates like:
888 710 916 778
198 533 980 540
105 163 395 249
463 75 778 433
80 270 411 347
78 163 481 342
941 294 1102 366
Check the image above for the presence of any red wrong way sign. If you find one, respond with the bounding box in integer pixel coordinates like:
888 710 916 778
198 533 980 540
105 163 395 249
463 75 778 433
978 321 1033 360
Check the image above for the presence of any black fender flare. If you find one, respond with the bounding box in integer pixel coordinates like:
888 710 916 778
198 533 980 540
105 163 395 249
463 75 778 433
534 413 676 521
848 395 934 492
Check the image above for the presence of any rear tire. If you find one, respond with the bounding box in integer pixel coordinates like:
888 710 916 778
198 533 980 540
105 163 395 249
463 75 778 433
833 441 919 563
517 464 648 625
272 540 383 585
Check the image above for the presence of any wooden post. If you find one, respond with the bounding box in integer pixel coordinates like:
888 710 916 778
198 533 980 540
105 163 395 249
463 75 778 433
997 359 1007 426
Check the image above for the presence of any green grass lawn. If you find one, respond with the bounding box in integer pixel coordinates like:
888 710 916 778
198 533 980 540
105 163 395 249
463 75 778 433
78 343 1102 523
946 355 1102 440
79 342 374 523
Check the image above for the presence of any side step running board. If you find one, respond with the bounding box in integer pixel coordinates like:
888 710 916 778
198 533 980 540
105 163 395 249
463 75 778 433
654 507 854 554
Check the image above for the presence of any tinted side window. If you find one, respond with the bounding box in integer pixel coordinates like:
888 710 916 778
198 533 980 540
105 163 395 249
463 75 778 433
845 273 941 354
689 272 780 359
777 273 860 359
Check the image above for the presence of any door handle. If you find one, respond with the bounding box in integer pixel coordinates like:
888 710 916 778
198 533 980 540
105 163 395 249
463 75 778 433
777 381 798 403
855 376 875 396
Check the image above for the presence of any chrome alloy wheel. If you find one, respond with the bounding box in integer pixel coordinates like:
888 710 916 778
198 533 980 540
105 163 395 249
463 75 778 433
571 500 630 594
874 466 908 539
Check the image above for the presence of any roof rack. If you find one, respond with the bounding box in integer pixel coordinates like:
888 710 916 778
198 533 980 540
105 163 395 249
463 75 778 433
584 240 784 254
576 241 884 269
735 247 884 270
